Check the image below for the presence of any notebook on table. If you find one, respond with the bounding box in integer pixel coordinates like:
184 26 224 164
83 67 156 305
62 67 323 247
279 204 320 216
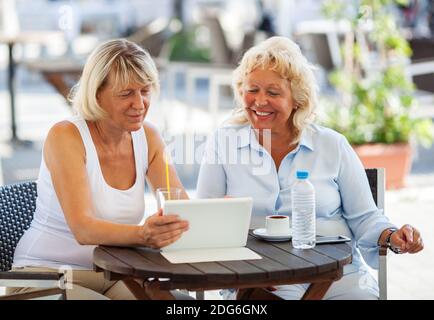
161 197 262 264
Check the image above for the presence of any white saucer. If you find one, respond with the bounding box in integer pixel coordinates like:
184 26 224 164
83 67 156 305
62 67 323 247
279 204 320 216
253 228 292 242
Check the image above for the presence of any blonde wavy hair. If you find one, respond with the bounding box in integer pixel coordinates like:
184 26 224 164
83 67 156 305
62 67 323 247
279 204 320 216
70 39 160 121
229 36 318 142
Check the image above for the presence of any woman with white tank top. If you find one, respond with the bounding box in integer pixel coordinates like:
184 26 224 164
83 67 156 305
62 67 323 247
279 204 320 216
8 39 190 300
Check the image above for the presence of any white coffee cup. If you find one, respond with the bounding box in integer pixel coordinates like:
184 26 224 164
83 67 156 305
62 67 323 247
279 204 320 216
265 215 290 235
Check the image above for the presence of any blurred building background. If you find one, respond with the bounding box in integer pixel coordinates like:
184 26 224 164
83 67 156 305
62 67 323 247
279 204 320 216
1 0 434 299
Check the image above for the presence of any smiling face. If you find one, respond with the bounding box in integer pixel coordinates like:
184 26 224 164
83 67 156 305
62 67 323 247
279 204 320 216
241 68 295 134
96 71 151 132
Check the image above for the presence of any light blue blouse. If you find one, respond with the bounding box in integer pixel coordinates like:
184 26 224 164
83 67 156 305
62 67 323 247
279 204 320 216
196 123 396 271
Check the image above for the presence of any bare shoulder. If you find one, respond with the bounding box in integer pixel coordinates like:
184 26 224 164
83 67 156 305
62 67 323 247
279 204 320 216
143 121 165 148
143 121 162 141
44 121 86 166
46 121 83 147
142 121 165 163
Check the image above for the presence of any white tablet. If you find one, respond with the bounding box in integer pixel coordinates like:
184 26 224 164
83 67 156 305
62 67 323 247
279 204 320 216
161 197 253 252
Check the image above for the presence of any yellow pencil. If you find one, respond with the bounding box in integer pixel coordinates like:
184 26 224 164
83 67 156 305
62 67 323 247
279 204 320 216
164 151 171 200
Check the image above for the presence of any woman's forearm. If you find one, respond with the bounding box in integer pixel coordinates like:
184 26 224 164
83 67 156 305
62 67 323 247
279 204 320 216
72 217 143 247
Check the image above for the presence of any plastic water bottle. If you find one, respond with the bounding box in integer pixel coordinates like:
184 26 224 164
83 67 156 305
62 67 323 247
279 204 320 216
291 170 316 249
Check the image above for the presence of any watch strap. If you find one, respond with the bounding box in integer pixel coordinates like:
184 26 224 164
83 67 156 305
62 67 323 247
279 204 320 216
385 228 402 254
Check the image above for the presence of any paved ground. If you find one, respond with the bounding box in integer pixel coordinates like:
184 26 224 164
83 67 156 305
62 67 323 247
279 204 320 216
1 66 433 299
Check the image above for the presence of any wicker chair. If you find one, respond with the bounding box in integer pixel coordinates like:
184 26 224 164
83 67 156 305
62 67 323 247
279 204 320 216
0 181 66 300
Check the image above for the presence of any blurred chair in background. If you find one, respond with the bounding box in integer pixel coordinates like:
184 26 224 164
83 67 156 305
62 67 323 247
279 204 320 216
127 17 174 60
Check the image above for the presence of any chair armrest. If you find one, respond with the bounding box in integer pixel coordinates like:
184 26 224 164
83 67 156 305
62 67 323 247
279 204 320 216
0 288 65 300
0 271 64 289
379 246 388 300
379 246 388 257
0 271 62 281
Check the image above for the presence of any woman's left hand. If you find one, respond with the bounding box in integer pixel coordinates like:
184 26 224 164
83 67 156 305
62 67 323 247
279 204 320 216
390 224 424 254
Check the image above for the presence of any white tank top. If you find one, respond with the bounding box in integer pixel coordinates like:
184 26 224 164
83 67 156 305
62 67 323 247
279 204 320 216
13 116 148 270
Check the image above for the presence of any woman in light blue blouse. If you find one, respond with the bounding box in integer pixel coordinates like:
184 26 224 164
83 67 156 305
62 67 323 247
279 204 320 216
196 37 423 300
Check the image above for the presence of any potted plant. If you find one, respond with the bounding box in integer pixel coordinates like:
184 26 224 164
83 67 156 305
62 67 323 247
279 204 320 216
320 0 433 189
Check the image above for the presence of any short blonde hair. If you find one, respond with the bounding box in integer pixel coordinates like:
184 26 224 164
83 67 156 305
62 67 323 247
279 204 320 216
229 36 318 142
71 39 160 121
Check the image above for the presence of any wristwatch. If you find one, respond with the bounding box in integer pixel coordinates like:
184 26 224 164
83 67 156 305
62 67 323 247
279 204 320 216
385 228 402 254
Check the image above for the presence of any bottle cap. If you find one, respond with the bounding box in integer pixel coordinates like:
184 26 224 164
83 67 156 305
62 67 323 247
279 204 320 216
296 171 309 179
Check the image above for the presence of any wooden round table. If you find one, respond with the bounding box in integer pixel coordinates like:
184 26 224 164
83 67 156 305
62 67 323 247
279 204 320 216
94 230 352 300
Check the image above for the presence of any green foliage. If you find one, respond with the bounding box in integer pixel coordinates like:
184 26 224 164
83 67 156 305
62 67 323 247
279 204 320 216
321 0 348 21
168 26 211 62
321 0 433 146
